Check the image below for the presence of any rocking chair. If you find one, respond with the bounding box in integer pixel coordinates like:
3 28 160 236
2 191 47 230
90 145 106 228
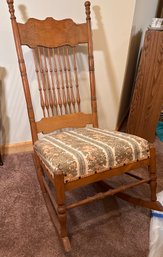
6 0 163 252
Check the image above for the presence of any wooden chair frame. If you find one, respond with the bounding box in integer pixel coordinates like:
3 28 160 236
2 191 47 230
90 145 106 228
7 0 163 252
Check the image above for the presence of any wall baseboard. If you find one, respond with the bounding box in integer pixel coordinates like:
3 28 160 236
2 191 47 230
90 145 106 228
0 141 33 155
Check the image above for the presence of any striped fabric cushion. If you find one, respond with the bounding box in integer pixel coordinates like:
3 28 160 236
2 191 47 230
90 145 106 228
34 128 150 183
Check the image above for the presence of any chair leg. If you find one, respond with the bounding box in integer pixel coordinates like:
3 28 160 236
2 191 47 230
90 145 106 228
54 173 71 252
149 148 157 202
0 153 3 165
146 147 163 211
32 153 46 193
33 154 71 251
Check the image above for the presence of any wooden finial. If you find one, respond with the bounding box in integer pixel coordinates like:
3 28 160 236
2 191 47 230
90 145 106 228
7 0 16 19
85 1 91 20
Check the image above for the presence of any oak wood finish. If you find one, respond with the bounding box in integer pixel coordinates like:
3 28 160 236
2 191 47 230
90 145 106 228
0 154 3 165
97 181 163 211
6 0 163 252
36 113 94 134
127 29 163 142
18 18 88 48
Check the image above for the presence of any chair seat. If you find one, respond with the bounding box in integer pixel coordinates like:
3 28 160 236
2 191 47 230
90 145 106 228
34 127 150 183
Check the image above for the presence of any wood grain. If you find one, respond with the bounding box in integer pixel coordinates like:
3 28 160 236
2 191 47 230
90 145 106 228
36 112 94 133
18 18 88 48
127 30 163 142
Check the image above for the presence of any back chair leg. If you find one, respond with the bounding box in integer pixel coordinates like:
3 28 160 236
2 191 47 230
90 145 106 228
149 148 157 202
33 153 46 194
0 153 3 165
54 173 71 252
147 150 163 211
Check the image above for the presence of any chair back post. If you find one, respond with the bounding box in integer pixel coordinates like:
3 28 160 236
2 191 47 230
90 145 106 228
85 1 98 127
6 0 38 143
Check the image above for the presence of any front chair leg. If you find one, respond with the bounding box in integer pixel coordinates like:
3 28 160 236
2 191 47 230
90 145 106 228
54 173 71 252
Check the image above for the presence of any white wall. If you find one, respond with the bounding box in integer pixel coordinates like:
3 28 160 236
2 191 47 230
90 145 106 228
0 0 158 145
116 0 159 128
132 0 159 42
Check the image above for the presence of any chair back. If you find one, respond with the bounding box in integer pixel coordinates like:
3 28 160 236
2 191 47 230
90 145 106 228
7 0 98 143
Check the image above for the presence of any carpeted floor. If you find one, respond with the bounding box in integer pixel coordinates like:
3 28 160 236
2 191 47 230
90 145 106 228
0 138 163 257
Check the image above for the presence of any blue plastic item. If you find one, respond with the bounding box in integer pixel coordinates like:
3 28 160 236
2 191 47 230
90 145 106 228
156 122 163 141
148 191 163 257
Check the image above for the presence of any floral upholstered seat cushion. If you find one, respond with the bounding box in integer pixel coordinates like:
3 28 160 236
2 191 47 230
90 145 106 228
34 127 150 183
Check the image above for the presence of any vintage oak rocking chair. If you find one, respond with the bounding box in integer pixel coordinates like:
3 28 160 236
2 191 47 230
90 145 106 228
7 0 163 252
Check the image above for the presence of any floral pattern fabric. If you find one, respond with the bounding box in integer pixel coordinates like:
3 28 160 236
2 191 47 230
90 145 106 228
34 127 150 183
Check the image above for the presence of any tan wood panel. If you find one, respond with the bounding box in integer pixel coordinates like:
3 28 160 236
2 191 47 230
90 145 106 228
127 30 163 142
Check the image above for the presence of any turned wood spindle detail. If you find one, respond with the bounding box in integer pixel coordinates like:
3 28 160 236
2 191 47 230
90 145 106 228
38 47 50 116
63 47 72 113
32 45 84 118
7 0 16 19
32 48 46 117
57 48 68 114
47 48 58 115
52 48 63 115
85 1 91 20
73 47 81 112
42 47 54 116
66 47 76 113
85 0 98 126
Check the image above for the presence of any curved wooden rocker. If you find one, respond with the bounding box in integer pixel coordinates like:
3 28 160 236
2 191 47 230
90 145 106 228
6 0 163 252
